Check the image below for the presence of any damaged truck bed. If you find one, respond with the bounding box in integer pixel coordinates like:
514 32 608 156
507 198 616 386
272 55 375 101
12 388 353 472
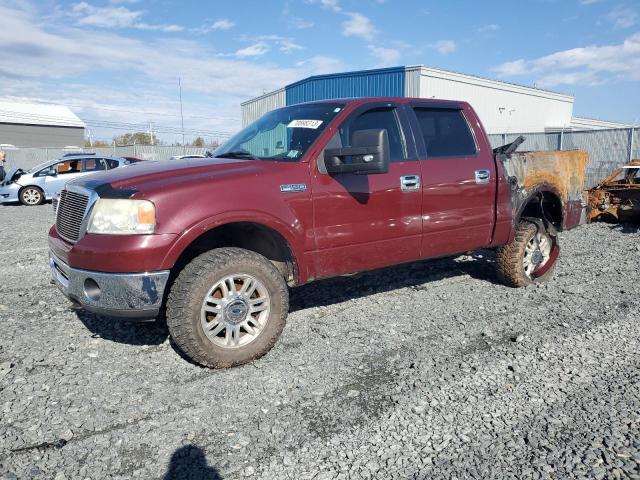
497 139 590 232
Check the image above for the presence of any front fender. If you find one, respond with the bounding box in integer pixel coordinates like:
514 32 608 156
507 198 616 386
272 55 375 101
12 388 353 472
160 210 307 280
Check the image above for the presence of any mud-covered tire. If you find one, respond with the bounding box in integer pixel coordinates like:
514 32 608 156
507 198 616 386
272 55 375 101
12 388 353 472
166 247 289 368
495 221 558 288
19 186 44 206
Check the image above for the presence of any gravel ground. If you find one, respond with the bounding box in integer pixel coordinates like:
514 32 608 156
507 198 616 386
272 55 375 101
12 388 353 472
0 204 638 480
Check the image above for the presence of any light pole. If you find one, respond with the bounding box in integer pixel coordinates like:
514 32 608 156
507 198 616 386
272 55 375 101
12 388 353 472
178 77 185 153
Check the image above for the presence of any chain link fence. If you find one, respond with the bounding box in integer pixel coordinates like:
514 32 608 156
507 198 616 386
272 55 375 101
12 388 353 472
1 145 210 172
3 128 639 189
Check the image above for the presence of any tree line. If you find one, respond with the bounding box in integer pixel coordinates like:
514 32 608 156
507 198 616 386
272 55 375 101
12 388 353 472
85 132 219 148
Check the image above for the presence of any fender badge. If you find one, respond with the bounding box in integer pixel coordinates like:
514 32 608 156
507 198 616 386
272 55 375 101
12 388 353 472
280 184 307 193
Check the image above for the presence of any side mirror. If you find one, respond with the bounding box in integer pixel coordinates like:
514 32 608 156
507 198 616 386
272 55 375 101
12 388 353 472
47 167 58 177
324 129 390 175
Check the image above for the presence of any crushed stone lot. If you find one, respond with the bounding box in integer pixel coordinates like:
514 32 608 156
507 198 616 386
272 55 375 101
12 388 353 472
0 204 638 480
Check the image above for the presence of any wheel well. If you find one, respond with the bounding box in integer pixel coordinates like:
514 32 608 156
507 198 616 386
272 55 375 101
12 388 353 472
173 222 297 284
519 190 563 229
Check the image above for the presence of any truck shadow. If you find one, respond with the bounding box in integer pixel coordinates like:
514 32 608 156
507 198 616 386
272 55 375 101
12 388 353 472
290 250 499 313
74 251 498 346
75 310 169 346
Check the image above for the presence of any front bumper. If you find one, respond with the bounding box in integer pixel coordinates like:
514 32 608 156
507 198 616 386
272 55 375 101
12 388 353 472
0 183 19 203
49 251 170 319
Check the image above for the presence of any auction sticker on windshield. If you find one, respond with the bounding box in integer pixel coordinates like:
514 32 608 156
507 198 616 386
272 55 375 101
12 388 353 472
288 119 323 129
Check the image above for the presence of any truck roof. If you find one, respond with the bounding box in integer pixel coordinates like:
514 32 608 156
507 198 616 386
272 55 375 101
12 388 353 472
295 97 470 108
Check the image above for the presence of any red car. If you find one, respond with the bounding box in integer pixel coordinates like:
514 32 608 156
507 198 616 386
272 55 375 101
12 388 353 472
48 97 587 368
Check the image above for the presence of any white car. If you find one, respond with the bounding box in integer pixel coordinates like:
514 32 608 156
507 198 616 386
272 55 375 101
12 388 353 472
0 154 135 206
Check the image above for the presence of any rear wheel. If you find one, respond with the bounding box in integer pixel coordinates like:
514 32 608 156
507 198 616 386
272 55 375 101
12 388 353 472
496 221 559 287
166 247 289 368
19 186 44 206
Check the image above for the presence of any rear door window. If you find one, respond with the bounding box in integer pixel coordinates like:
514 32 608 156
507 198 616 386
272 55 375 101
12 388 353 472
413 108 477 158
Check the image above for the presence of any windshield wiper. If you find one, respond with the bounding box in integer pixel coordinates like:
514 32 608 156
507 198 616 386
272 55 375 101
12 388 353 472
216 151 260 161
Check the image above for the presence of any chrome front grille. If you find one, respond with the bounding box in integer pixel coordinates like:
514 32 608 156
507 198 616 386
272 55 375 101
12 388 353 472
56 189 89 242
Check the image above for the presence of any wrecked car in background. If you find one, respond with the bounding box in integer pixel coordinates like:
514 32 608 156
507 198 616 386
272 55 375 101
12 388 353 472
0 154 138 206
588 160 640 223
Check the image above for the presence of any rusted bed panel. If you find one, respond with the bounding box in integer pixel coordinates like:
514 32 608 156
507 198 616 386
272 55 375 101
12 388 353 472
500 150 589 231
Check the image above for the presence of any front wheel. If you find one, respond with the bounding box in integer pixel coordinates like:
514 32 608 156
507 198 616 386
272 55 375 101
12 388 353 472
19 186 44 206
166 247 289 368
495 221 559 288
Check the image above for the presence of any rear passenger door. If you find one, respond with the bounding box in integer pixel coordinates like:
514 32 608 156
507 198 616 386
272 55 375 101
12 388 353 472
407 103 496 257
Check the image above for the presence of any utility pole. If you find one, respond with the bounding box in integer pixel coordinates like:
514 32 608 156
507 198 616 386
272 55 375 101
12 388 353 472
178 77 185 152
148 122 155 146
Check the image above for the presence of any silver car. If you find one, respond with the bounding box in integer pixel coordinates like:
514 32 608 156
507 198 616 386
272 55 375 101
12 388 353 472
0 154 134 206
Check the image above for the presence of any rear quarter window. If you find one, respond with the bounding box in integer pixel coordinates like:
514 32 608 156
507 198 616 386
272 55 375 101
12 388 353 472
413 108 477 158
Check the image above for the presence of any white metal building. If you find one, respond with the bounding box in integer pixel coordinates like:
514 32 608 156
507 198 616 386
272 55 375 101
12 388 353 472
241 66 628 134
0 100 85 148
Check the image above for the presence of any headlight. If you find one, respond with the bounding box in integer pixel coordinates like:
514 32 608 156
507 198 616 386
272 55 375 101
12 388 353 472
87 199 156 235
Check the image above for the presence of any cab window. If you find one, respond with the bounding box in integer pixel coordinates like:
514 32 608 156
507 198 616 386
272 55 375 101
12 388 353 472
83 158 106 172
413 108 477 158
341 107 406 161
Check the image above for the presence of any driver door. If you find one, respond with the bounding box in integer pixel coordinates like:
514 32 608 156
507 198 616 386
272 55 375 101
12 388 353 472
310 103 423 278
44 159 85 195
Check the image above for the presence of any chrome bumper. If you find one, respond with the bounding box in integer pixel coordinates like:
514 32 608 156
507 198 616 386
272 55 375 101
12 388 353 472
49 251 170 319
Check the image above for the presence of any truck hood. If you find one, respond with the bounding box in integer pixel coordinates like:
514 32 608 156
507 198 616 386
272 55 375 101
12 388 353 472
68 157 259 196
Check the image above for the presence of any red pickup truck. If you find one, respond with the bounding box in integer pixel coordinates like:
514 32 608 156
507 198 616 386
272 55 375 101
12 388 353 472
49 97 588 368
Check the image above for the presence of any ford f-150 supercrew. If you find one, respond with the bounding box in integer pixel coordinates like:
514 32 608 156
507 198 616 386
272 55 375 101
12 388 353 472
48 98 589 368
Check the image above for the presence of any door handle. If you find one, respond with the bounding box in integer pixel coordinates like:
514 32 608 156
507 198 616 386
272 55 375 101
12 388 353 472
400 175 420 191
475 169 491 184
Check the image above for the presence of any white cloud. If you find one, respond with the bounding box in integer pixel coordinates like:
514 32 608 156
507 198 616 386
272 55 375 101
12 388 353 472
135 23 184 32
307 0 342 12
282 4 314 29
368 45 401 66
239 35 304 54
428 40 457 55
342 13 376 41
295 55 344 74
276 38 304 53
0 2 340 142
478 24 500 34
70 1 184 32
72 1 142 28
605 5 638 29
493 32 640 88
0 4 297 97
235 42 271 57
212 18 235 30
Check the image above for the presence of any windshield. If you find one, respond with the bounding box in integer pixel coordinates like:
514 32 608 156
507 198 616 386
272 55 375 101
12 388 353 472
28 160 55 173
214 103 344 161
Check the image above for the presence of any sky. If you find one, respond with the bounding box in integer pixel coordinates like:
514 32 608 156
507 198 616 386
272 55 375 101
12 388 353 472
0 0 639 143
